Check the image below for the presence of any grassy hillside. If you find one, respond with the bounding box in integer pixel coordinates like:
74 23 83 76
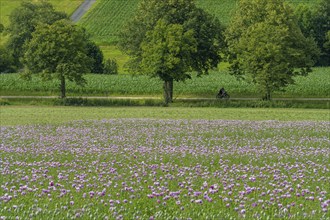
0 0 83 46
78 0 239 44
79 0 140 44
78 0 320 71
0 0 83 26
79 0 240 44
0 0 323 73
79 0 318 45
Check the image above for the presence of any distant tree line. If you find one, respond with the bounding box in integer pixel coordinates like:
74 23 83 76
119 0 327 102
0 0 328 101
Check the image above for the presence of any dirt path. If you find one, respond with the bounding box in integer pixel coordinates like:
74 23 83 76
70 0 96 23
1 96 329 101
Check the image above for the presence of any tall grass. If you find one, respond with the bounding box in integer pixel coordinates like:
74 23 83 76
0 68 329 98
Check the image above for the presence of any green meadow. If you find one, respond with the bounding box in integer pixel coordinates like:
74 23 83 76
0 106 328 126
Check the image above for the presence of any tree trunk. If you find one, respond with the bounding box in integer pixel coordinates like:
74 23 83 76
60 75 66 99
163 79 173 105
263 86 271 100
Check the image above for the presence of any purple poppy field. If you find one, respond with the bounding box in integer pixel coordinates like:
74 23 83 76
1 118 329 219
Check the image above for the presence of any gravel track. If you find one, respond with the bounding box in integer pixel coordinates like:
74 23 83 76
70 0 96 23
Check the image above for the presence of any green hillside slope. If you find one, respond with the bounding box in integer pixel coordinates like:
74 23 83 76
0 0 320 73
79 0 317 44
0 0 83 26
0 0 318 44
79 0 140 44
0 0 83 46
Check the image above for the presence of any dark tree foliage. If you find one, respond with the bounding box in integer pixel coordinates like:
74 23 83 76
295 0 330 66
0 23 16 73
86 41 104 74
325 31 330 52
0 46 16 73
103 58 118 75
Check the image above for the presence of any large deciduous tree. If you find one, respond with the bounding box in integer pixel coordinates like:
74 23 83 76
118 0 224 104
7 1 67 67
22 19 92 98
140 19 197 104
225 0 319 100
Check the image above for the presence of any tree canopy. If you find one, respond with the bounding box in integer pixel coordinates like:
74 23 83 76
22 19 92 98
7 1 67 67
118 0 224 104
225 0 319 100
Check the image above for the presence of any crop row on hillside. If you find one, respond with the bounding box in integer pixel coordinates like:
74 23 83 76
79 0 140 44
0 68 329 98
0 0 318 45
80 0 317 44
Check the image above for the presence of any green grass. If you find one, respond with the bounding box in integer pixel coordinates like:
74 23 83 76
100 45 129 73
0 67 329 98
0 0 83 27
0 106 329 126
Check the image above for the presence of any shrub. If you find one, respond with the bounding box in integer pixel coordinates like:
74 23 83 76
0 46 16 73
0 98 10 105
103 58 118 74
